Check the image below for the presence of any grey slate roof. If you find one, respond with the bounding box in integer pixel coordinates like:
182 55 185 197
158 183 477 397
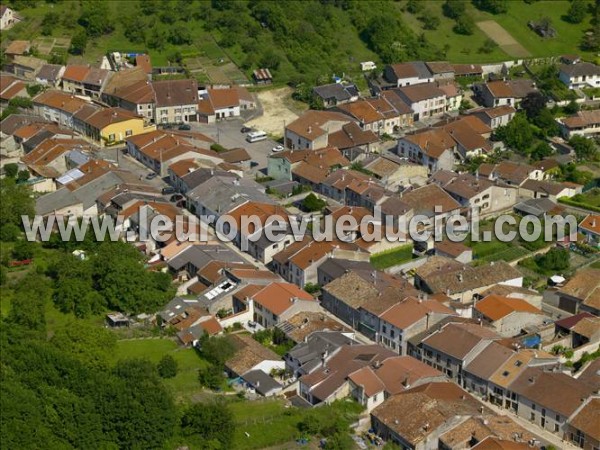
242 369 282 396
36 64 63 82
514 198 558 217
181 168 235 191
287 331 358 374
313 82 358 102
317 258 373 282
167 243 244 272
560 62 600 77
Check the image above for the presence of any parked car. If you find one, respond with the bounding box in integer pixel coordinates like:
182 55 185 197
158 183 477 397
272 145 284 152
170 194 184 202
241 126 252 133
162 186 176 195
178 123 191 131
145 172 158 180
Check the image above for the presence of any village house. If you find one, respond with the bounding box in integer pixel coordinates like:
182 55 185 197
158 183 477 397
371 382 492 450
349 356 446 413
559 109 600 139
153 78 200 124
476 79 537 108
197 87 255 123
473 295 547 338
434 240 473 263
321 270 420 339
439 115 493 158
4 40 30 59
377 296 455 355
318 169 370 203
360 153 428 188
478 160 542 187
564 396 600 450
397 128 457 173
559 62 600 89
434 172 519 215
414 256 524 303
508 367 597 438
101 67 155 120
284 110 353 150
267 146 349 181
383 61 434 87
276 311 352 344
74 107 155 146
238 282 319 328
0 75 27 105
224 334 283 378
32 90 89 128
35 64 65 87
126 130 217 176
298 344 396 406
557 268 600 315
394 83 447 121
271 238 369 288
284 331 358 377
519 179 582 201
326 121 380 159
579 214 600 247
399 183 462 221
312 82 359 108
470 105 517 130
1 4 17 30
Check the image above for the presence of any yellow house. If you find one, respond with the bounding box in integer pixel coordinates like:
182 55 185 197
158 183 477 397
81 107 156 146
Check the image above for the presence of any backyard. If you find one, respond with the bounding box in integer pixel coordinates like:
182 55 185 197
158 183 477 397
370 244 414 269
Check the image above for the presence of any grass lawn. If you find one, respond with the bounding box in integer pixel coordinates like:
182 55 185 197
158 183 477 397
370 244 414 269
398 0 595 63
110 338 212 403
590 260 600 269
229 398 363 450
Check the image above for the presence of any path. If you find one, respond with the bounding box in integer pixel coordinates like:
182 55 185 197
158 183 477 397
477 20 531 57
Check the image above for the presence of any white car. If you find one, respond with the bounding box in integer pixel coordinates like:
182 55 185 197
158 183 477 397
272 145 284 152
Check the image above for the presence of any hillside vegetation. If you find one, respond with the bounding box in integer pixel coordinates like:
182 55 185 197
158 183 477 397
4 0 597 83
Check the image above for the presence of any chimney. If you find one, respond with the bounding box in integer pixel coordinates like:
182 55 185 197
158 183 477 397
307 126 312 134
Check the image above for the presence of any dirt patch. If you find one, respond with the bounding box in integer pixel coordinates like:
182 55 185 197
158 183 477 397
246 87 306 137
477 20 531 57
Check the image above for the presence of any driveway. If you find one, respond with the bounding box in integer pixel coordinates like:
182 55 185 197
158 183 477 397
190 119 280 172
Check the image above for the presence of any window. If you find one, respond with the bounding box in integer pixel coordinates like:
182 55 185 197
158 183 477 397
125 129 133 137
108 134 115 141
530 412 536 421
554 424 559 433
175 108 182 113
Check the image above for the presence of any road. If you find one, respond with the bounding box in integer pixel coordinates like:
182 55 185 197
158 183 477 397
190 118 281 173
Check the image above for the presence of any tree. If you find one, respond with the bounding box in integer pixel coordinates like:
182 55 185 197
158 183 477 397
78 1 113 36
302 193 326 212
197 364 223 390
4 163 18 178
443 0 466 18
199 335 235 366
453 14 475 35
521 92 547 120
17 170 30 183
323 432 354 450
0 223 21 241
473 0 508 14
12 239 35 261
181 401 234 449
536 248 570 271
479 38 498 54
0 179 34 231
569 135 598 160
419 14 440 30
565 0 587 24
54 278 92 316
157 355 178 378
69 30 88 55
406 0 423 14
563 100 580 115
531 142 553 160
8 97 33 109
493 113 534 152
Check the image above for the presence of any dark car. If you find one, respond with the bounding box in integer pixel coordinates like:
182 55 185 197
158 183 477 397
162 186 176 195
178 123 191 131
145 172 158 180
170 194 184 202
241 126 252 133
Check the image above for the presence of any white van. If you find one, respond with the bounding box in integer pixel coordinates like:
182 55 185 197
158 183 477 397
246 130 267 143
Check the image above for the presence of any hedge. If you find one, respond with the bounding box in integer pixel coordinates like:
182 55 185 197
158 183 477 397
557 197 600 213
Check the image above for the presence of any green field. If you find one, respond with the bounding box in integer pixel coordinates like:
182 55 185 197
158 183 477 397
399 1 594 63
370 244 414 269
110 339 214 403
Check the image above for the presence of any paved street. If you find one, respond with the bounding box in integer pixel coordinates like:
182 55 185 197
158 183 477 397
190 118 281 173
